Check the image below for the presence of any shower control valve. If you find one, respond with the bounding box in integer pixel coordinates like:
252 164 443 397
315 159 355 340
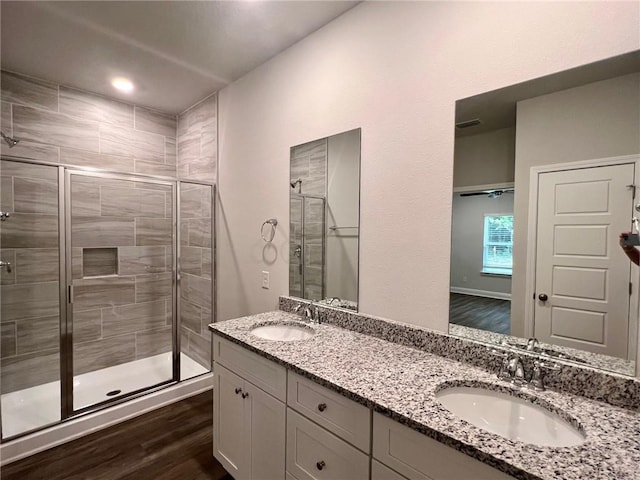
0 212 10 221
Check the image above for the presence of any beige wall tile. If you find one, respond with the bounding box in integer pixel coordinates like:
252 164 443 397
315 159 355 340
180 273 211 309
134 159 177 177
1 349 60 393
99 124 164 163
0 159 58 180
179 185 204 218
1 140 60 162
13 105 100 152
136 326 172 358
186 329 211 370
180 246 202 276
119 246 166 275
180 299 201 334
60 148 135 173
72 216 135 247
2 101 11 132
16 315 59 354
0 281 59 321
0 213 58 248
0 249 16 285
1 175 13 212
60 86 134 128
135 272 172 303
70 181 101 216
202 248 212 279
1 71 58 111
73 334 135 376
72 247 83 279
187 218 211 248
73 276 135 311
1 322 17 358
100 186 165 218
73 309 102 343
15 248 59 283
102 299 168 338
13 176 58 215
187 157 216 182
136 218 172 246
134 106 176 137
165 137 177 165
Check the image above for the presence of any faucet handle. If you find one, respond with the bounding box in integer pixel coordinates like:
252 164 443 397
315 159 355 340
534 359 560 371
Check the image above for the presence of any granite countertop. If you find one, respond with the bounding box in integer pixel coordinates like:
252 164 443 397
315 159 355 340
209 312 640 480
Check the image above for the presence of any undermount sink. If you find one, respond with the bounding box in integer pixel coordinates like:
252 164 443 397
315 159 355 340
250 322 315 341
435 385 585 447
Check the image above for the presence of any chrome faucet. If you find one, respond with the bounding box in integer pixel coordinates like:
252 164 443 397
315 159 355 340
529 359 559 391
505 355 527 385
490 346 558 390
293 300 320 324
526 337 539 352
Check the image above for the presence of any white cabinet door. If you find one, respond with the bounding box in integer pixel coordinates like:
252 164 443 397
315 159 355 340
214 364 248 479
246 381 286 480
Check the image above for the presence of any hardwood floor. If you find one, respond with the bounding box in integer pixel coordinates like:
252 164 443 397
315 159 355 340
449 293 511 335
1 390 232 480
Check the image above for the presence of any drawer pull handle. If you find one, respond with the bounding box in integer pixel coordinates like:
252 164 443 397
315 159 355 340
235 388 242 395
242 392 249 399
317 403 327 412
316 460 326 471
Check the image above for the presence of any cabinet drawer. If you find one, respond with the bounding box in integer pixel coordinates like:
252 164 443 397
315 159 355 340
287 408 369 480
213 334 286 401
373 413 514 480
372 460 408 480
287 371 371 452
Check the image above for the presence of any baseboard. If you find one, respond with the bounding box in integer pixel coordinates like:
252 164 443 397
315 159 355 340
450 287 511 301
0 373 213 466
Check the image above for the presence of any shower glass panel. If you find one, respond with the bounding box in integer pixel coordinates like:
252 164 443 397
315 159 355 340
289 194 325 301
0 159 62 438
179 182 214 380
68 171 175 411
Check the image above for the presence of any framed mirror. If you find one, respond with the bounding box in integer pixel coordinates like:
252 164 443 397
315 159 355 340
289 128 361 311
449 51 640 376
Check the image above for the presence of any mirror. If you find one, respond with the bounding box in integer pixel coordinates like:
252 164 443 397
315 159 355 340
289 129 361 311
449 51 640 376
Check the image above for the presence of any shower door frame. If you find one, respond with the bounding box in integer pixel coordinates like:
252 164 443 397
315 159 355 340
0 155 216 441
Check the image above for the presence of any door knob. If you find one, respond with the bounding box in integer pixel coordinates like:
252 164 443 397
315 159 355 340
538 293 548 302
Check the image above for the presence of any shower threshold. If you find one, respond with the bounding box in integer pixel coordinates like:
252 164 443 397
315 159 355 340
1 352 207 439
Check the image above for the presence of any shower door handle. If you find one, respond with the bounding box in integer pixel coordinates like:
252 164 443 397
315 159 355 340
294 245 302 257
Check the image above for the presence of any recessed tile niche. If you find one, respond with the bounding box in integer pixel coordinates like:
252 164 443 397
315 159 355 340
83 248 118 277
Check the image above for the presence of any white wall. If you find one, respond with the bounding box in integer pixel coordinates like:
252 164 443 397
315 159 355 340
217 1 640 327
326 129 360 303
511 72 640 336
450 193 513 297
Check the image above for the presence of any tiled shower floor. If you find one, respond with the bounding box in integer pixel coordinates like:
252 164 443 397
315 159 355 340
1 352 208 439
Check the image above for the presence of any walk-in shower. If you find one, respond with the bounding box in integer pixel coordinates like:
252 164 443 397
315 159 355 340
0 157 215 441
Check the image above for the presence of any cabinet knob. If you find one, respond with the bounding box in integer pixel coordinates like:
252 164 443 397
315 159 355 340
317 403 327 412
241 392 249 399
235 387 242 395
316 460 326 471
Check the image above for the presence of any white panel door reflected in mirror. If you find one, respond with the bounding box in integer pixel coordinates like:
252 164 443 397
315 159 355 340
449 51 640 376
289 129 361 311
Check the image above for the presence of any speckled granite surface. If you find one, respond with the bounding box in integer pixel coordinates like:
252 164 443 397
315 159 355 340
279 296 640 410
210 312 640 480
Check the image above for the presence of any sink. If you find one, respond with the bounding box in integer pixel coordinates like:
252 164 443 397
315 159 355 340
435 386 585 447
250 322 315 341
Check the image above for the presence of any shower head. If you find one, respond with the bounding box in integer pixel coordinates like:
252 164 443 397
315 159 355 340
290 178 302 189
1 132 19 148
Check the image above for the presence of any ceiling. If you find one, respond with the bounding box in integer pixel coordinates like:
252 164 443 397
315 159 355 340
455 50 640 137
1 1 359 114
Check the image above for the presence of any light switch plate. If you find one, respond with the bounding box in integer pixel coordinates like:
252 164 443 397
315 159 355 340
262 271 270 289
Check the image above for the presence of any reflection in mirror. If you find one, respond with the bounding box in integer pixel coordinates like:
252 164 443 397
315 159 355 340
289 129 361 311
449 51 640 376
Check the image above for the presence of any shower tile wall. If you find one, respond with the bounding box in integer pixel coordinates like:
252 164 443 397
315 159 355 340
289 139 327 300
177 93 217 182
0 70 177 174
70 176 173 377
0 161 60 393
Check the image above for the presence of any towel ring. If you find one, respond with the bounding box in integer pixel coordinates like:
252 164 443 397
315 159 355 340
261 218 278 243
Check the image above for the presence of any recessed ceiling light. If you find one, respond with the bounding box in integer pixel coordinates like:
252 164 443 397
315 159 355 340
111 77 134 94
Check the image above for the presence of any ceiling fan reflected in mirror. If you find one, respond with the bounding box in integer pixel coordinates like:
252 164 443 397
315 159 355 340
459 188 514 199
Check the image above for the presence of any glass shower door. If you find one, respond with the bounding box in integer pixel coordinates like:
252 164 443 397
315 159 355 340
67 171 176 412
1 159 62 439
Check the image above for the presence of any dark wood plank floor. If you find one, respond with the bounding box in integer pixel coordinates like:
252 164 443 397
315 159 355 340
1 390 233 480
449 293 511 335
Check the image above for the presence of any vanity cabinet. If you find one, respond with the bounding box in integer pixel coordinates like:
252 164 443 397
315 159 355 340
213 336 286 480
372 412 514 480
